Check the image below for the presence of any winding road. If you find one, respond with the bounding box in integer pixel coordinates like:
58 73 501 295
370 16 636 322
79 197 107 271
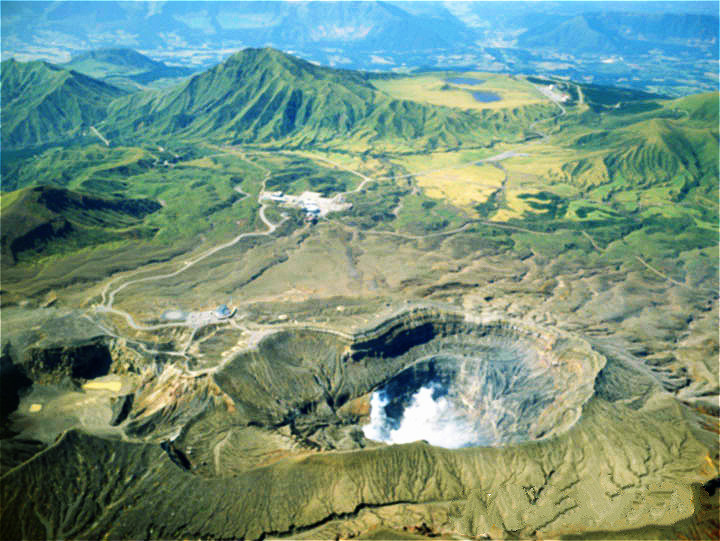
94 85 571 331
97 152 287 334
91 85 698 369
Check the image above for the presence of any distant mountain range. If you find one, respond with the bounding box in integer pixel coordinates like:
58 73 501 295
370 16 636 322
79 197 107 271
516 11 718 55
2 1 473 53
3 1 716 53
63 48 196 90
2 1 717 96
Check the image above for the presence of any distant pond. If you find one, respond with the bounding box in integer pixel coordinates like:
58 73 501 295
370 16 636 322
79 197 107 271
471 91 502 103
445 77 485 86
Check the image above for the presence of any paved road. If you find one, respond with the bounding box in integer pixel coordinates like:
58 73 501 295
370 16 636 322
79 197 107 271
98 154 286 334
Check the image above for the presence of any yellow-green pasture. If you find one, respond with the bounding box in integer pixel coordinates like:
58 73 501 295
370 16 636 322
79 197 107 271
372 72 547 111
0 189 24 212
414 165 505 208
177 156 223 169
388 147 502 174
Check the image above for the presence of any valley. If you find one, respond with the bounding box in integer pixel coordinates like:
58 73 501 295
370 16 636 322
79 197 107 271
1 44 718 540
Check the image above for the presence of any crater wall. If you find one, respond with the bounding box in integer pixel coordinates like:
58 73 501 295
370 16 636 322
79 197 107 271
212 307 606 449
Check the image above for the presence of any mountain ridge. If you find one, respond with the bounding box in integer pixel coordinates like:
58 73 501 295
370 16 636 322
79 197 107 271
1 59 127 149
105 47 551 151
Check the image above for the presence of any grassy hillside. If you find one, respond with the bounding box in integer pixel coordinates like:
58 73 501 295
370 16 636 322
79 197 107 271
1 51 716 298
561 116 717 192
670 92 720 123
0 185 161 264
465 91 719 269
1 144 159 193
106 48 553 152
0 59 126 150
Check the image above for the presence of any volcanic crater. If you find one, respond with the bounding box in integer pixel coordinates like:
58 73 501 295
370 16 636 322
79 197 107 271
211 308 607 454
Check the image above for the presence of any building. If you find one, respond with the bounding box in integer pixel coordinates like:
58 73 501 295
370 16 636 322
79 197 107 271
215 304 231 319
265 191 285 201
303 203 321 215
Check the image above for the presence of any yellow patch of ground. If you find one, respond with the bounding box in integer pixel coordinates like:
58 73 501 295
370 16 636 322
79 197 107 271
0 189 23 212
504 144 614 188
502 144 574 178
372 73 545 111
415 164 505 207
391 148 499 175
491 209 516 221
29 403 43 413
294 150 364 170
83 380 123 392
179 156 221 169
290 150 388 179
492 189 535 221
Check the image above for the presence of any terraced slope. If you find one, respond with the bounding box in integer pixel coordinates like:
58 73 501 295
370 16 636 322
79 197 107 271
0 59 126 149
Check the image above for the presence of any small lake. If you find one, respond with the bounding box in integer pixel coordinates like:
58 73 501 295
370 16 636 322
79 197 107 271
471 91 502 103
445 77 485 86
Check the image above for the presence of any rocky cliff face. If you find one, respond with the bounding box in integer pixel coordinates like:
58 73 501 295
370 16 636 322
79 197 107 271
23 337 114 381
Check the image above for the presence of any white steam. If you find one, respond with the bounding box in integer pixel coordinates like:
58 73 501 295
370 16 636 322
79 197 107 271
363 385 480 449
362 391 390 442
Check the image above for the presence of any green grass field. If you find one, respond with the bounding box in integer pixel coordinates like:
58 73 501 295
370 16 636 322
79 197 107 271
372 72 546 111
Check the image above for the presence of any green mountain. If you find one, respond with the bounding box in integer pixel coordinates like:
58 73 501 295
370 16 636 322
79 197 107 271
519 15 633 54
63 48 195 90
106 47 551 151
66 48 171 73
564 94 718 193
671 92 720 123
0 59 126 150
517 12 718 57
613 117 717 187
0 185 161 264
